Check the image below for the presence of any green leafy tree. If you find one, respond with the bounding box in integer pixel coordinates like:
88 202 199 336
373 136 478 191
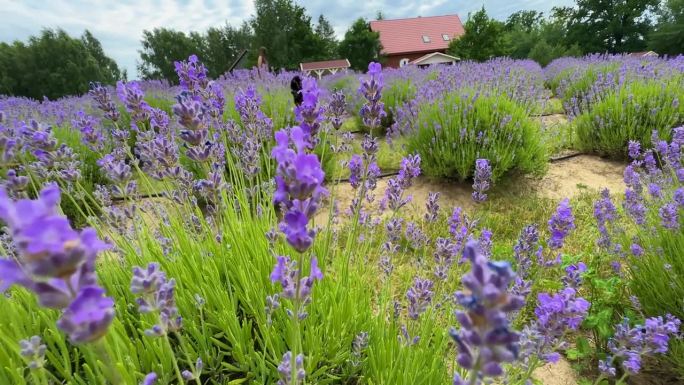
250 0 318 69
648 0 684 55
503 9 583 65
314 15 339 60
505 10 544 32
338 18 382 71
138 28 204 80
81 30 122 82
203 22 254 77
0 29 121 99
448 7 507 61
563 0 659 53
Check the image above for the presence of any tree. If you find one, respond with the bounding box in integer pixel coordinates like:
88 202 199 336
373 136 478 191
448 7 507 61
138 28 203 80
502 9 582 64
338 18 382 71
648 0 684 55
314 15 339 60
250 0 318 69
202 22 254 77
563 0 659 53
505 10 544 32
0 29 122 99
81 30 122 82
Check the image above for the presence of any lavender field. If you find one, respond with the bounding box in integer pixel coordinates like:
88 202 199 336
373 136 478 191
0 54 683 385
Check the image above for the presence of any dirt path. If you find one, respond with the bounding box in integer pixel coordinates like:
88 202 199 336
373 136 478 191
533 359 579 385
317 154 626 226
534 155 625 200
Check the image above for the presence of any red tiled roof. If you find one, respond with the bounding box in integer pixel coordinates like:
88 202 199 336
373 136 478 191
300 59 351 71
370 15 465 55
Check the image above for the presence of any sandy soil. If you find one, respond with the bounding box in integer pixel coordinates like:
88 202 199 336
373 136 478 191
317 154 626 226
532 155 625 200
533 358 579 385
539 113 569 129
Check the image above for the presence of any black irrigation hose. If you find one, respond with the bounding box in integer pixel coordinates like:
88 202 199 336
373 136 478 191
548 151 588 163
111 192 166 202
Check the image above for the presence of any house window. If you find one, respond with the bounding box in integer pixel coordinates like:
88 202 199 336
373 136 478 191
422 35 431 43
399 58 410 67
442 34 450 41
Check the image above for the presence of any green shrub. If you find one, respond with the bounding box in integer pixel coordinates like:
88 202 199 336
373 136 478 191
574 79 684 158
405 91 546 181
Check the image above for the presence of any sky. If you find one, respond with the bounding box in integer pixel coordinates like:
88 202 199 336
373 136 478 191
0 0 575 79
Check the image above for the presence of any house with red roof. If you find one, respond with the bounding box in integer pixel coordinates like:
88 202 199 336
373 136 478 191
370 14 465 69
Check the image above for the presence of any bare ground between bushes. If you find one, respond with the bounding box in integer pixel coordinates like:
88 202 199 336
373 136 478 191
315 154 625 226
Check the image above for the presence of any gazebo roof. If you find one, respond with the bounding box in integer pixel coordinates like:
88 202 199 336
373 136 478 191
300 59 351 71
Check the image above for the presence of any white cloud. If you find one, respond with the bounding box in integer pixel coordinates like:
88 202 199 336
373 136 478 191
0 0 573 78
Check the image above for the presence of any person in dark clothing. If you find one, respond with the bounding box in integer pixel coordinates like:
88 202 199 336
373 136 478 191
290 75 303 106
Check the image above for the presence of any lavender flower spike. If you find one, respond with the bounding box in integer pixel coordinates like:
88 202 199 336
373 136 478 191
277 351 305 385
406 277 434 319
548 198 575 250
451 240 524 383
56 286 116 344
472 159 492 203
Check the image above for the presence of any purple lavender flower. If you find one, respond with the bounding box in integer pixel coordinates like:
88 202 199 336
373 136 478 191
536 288 589 333
562 262 587 289
424 192 440 222
174 54 209 94
295 77 325 142
56 286 115 344
659 202 680 230
234 86 273 141
623 188 646 225
19 336 47 369
385 217 403 244
647 183 662 199
594 189 617 249
277 351 305 385
272 127 327 253
599 315 681 377
381 154 421 212
270 256 323 313
405 221 427 249
3 169 29 198
407 277 434 319
326 91 346 130
623 165 642 193
398 154 421 188
628 140 641 159
0 184 109 309
351 331 369 366
450 241 524 382
514 224 540 280
675 187 684 207
116 81 150 123
72 111 105 152
472 159 492 203
434 237 456 280
478 229 493 258
359 62 386 132
141 372 158 385
131 263 182 336
89 82 120 122
548 198 575 249
348 155 363 189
